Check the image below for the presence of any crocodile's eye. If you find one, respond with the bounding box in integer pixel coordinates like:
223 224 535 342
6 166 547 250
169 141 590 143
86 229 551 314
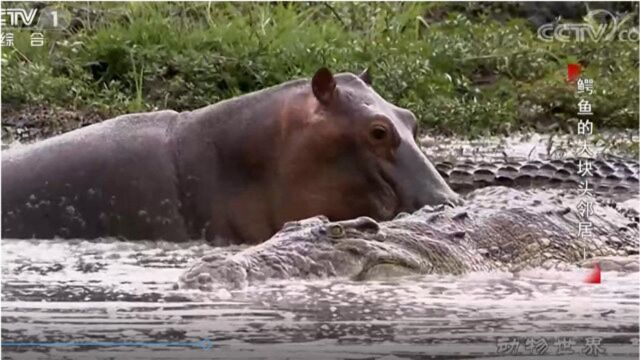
327 224 345 238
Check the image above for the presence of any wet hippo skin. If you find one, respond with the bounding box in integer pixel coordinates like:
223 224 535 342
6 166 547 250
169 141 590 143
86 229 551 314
1 68 460 244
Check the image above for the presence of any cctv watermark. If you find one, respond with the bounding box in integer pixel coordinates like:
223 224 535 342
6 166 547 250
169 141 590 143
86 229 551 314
0 7 71 30
538 9 639 42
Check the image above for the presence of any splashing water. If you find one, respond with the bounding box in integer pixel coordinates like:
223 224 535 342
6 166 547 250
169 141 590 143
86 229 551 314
2 238 638 359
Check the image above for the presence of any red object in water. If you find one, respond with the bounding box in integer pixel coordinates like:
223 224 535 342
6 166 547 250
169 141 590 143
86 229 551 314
584 263 601 284
567 63 581 83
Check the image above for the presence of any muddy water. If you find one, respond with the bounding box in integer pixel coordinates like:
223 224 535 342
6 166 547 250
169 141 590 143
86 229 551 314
422 131 639 163
1 239 638 360
2 133 639 359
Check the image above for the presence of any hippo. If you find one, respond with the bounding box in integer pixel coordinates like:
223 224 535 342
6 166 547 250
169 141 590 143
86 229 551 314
1 67 460 244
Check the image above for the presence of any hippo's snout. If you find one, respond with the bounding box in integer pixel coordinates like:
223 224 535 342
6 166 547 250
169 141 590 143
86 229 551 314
392 141 462 213
416 189 464 209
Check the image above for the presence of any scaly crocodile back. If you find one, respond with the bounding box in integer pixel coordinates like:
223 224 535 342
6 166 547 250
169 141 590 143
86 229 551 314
435 157 639 194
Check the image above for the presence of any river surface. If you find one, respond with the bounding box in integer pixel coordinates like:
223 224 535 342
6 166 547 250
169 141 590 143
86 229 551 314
2 133 639 359
1 238 638 360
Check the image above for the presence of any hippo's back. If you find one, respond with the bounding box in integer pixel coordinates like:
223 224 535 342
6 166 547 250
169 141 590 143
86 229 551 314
1 110 189 240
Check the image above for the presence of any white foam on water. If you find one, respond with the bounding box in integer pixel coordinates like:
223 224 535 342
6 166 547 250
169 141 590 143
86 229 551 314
2 238 637 359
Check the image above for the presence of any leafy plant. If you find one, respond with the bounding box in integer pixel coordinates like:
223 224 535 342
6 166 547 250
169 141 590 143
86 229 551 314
2 2 637 136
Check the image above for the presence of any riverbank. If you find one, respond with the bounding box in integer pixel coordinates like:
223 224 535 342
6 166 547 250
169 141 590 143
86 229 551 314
2 2 638 137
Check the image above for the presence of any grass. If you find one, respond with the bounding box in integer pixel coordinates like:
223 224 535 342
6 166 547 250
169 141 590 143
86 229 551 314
1 2 638 137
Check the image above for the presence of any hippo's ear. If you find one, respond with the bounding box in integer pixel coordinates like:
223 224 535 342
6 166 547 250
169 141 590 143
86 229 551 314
359 68 372 85
311 67 336 104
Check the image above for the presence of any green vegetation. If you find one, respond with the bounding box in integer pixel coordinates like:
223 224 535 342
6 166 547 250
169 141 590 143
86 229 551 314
2 2 638 136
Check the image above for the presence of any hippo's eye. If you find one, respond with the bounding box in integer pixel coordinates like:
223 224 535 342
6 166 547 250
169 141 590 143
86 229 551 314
370 125 388 141
327 224 346 238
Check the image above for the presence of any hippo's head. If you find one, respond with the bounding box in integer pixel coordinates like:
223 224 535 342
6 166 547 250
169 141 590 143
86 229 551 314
274 67 461 224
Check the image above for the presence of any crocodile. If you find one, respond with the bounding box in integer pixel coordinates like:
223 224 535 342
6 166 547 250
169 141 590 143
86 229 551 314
433 157 639 195
179 186 639 290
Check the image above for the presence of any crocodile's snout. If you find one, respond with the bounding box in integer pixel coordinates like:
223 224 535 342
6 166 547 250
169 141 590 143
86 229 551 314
179 259 248 291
